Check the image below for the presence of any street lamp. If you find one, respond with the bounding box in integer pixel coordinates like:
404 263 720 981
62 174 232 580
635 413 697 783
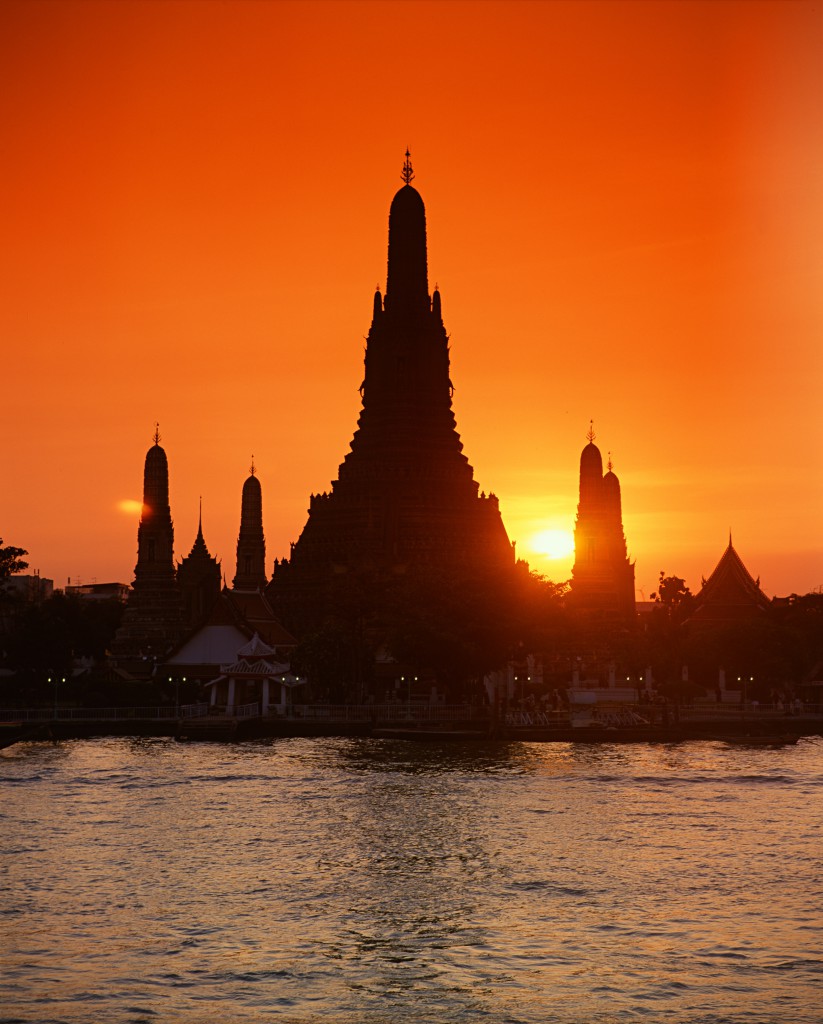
51 676 65 721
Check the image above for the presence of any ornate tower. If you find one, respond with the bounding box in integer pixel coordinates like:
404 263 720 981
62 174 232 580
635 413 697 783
570 425 635 622
233 462 267 592
271 155 513 620
111 428 183 667
177 501 221 628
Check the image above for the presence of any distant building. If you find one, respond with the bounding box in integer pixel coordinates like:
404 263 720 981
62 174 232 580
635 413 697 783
66 581 130 603
2 573 53 603
569 426 635 623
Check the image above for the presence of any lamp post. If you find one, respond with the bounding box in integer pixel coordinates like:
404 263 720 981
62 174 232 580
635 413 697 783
51 676 65 721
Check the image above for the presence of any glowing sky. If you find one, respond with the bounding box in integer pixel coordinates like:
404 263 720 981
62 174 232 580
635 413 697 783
2 0 821 598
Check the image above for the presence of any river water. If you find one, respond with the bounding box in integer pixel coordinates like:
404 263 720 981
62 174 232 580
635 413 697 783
2 736 822 1024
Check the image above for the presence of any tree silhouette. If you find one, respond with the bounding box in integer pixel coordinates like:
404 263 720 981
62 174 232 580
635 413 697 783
0 539 28 583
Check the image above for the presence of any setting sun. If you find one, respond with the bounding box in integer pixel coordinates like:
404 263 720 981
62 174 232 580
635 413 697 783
527 529 576 561
117 500 143 516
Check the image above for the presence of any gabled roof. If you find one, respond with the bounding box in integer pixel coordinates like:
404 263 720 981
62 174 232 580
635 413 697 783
690 540 771 622
166 623 249 666
236 632 275 659
218 656 291 677
229 589 297 648
162 588 296 670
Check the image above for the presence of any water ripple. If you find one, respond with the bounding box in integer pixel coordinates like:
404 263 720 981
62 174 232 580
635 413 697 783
1 736 822 1022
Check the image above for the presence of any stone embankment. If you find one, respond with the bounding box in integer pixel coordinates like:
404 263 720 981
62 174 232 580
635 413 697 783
2 703 821 746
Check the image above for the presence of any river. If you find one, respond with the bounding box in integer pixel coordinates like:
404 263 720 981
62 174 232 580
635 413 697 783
2 736 822 1023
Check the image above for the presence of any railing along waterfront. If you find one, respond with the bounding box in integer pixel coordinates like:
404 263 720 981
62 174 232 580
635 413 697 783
0 703 209 723
277 703 489 723
506 710 569 728
1 701 819 729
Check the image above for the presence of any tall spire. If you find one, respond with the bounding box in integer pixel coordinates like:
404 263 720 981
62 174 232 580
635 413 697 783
234 466 267 591
385 150 429 316
271 161 513 635
110 434 182 667
571 429 635 623
401 148 415 185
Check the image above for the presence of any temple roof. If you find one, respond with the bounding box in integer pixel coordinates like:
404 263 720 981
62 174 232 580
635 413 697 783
162 587 296 670
181 506 218 566
166 623 248 666
216 656 294 678
690 539 771 622
226 589 297 647
236 632 275 659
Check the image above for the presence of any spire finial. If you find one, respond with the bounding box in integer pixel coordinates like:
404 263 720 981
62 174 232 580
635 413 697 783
401 148 415 186
587 419 595 444
607 451 613 472
250 455 256 477
199 495 203 528
154 422 161 445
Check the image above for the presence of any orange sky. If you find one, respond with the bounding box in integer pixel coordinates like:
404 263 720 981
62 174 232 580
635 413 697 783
2 0 821 599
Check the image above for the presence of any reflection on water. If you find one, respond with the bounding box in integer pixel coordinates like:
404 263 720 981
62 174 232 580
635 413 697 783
1 735 822 1023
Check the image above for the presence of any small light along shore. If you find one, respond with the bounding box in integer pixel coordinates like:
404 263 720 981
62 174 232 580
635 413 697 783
1 703 821 748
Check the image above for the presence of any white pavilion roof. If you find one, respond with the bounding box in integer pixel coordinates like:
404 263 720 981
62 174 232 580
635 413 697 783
166 624 248 666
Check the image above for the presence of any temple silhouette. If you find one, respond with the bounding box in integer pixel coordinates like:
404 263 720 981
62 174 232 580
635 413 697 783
111 157 649 681
110 434 293 675
689 536 771 622
110 430 183 664
269 153 514 628
569 424 636 623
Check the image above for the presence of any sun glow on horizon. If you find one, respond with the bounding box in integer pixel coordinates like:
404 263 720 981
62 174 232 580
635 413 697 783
525 528 576 561
118 499 143 516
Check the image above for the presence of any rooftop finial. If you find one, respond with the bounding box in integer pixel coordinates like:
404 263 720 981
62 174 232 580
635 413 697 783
587 419 595 444
154 422 161 445
250 455 256 477
401 148 415 186
607 451 613 472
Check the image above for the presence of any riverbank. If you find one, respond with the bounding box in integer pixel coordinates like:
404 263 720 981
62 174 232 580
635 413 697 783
2 711 821 747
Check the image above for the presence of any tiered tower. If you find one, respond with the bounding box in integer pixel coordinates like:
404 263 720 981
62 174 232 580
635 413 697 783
233 461 267 591
570 425 636 622
271 154 513 618
111 428 183 667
